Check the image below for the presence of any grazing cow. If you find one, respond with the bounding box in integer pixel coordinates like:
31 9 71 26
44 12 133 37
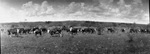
81 27 95 34
7 28 19 37
30 27 40 34
129 28 139 33
106 27 115 33
18 28 25 34
140 28 150 34
121 28 126 32
48 27 63 37
140 29 147 33
40 28 47 33
24 28 31 34
69 27 81 35
34 29 42 37
61 26 70 32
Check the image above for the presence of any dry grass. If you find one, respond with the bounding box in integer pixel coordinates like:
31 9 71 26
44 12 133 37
1 33 150 54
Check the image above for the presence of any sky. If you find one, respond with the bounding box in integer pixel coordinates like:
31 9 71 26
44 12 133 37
0 0 149 24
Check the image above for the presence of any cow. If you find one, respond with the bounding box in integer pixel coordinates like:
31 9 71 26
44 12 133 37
81 27 95 34
147 29 150 34
24 28 32 34
129 28 139 33
18 28 25 35
69 27 81 35
106 27 115 33
7 28 19 37
33 29 42 37
140 28 150 34
30 27 40 34
140 29 147 33
47 27 63 37
61 26 70 32
40 28 47 33
121 28 126 32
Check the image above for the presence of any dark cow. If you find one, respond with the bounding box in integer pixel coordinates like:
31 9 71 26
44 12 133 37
107 27 115 33
140 28 150 34
140 29 147 33
61 26 70 32
147 29 150 33
129 28 139 33
40 28 47 33
69 27 81 35
17 28 32 35
121 28 126 32
81 27 95 34
48 27 63 37
34 29 42 37
18 28 25 34
24 28 32 34
7 28 19 37
30 27 40 34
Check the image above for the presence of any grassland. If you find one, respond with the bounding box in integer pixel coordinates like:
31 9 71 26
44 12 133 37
1 21 150 54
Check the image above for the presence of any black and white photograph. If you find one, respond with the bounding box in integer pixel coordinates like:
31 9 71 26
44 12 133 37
0 0 150 54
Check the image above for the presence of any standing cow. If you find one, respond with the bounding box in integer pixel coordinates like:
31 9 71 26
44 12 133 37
69 27 81 35
48 27 63 37
18 28 25 35
33 28 43 37
24 28 32 34
61 26 70 32
81 27 95 34
30 27 40 34
40 28 47 33
106 27 115 33
7 28 19 37
140 28 150 34
129 28 139 33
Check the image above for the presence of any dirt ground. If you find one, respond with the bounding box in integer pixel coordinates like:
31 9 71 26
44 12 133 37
1 32 150 54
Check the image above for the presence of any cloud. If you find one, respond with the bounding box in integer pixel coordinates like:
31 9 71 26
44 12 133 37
20 0 147 21
64 2 85 14
22 1 55 17
66 1 149 24
0 0 148 24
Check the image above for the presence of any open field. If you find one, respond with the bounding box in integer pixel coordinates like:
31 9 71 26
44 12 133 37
1 21 150 54
1 32 150 54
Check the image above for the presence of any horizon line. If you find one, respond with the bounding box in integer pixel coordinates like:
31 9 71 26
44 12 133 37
0 20 149 25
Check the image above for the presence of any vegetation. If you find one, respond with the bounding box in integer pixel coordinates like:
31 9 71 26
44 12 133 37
1 21 150 54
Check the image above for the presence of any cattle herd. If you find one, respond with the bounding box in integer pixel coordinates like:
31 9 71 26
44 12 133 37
5 26 150 37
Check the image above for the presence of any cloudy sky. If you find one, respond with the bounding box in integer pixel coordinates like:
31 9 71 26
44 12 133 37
0 0 149 24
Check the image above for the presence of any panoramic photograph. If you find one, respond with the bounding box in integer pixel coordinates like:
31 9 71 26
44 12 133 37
0 0 150 54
